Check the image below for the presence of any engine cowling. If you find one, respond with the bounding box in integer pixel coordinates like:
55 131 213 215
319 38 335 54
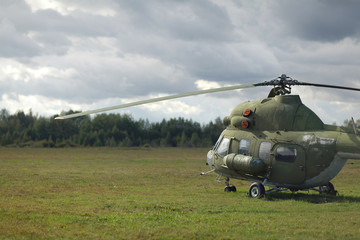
223 153 267 175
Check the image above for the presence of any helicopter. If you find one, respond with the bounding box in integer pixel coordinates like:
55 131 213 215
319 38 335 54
56 74 360 198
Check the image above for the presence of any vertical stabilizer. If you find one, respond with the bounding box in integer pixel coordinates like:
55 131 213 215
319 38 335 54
351 117 359 136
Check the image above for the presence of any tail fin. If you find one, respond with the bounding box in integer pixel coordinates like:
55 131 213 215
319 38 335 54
351 117 359 136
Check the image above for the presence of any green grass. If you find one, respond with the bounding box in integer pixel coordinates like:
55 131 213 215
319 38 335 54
0 147 360 239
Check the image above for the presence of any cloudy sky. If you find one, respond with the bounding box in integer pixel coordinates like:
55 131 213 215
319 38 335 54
1 0 360 125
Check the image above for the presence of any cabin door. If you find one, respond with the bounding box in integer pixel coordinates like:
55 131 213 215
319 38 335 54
270 144 306 185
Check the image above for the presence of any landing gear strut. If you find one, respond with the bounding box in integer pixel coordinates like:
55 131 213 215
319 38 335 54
224 178 237 192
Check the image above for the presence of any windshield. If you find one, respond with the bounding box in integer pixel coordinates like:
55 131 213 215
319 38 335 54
216 138 230 157
213 135 223 150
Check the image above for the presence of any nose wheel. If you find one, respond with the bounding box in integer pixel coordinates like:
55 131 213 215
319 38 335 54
224 177 237 192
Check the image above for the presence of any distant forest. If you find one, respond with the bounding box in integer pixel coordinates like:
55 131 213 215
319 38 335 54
0 109 225 148
1 109 358 148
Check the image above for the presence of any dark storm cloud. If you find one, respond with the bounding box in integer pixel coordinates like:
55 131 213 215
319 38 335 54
274 0 360 42
1 0 119 37
0 19 42 57
0 0 119 58
110 1 280 83
31 31 71 55
116 0 234 41
111 0 246 82
31 9 119 37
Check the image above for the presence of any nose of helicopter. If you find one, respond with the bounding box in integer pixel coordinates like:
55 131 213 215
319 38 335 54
206 150 215 168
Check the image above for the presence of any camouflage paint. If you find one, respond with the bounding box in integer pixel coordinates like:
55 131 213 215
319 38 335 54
209 95 360 189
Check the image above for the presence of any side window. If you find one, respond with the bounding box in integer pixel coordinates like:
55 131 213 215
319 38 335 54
238 139 250 155
216 138 230 157
259 142 271 160
275 146 297 162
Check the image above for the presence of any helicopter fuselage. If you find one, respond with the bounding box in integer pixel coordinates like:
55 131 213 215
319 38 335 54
206 94 360 190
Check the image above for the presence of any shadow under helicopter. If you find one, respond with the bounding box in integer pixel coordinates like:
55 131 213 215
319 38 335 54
263 192 360 204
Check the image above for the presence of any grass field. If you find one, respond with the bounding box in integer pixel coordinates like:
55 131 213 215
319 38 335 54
0 147 360 239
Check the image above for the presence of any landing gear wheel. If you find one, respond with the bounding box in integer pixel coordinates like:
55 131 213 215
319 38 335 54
224 185 237 192
248 182 265 199
319 182 337 195
224 177 236 192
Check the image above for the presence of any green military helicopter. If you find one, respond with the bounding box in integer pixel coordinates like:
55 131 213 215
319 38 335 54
56 74 360 198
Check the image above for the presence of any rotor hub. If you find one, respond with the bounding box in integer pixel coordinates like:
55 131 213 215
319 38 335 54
262 74 299 96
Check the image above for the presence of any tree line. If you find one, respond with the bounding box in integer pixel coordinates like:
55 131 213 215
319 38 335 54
1 108 359 148
0 109 225 148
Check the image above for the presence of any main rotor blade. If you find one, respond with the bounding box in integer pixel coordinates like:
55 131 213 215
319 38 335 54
55 83 259 120
298 81 360 92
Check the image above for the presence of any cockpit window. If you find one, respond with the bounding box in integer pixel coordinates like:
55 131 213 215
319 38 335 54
238 139 250 155
216 138 230 157
213 135 223 150
259 142 271 160
275 146 297 162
